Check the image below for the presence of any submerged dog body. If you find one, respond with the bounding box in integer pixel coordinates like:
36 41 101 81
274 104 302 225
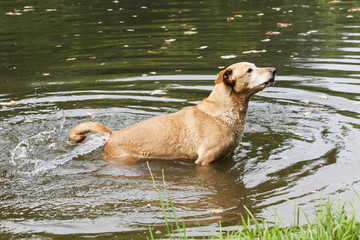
69 62 276 165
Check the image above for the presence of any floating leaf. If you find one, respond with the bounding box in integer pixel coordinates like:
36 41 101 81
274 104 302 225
277 23 292 28
164 39 176 44
227 17 234 22
65 57 76 61
265 31 281 35
23 7 34 12
298 30 319 36
243 49 267 54
42 73 50 76
261 38 271 42
308 30 318 34
221 55 237 59
184 31 198 35
6 12 22 16
348 7 360 12
199 46 208 49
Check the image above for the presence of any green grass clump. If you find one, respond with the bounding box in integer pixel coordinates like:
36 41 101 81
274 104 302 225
147 163 360 239
225 199 360 240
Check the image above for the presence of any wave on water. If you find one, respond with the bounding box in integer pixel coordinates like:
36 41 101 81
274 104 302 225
9 130 109 175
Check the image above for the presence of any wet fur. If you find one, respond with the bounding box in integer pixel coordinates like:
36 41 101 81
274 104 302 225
69 62 276 165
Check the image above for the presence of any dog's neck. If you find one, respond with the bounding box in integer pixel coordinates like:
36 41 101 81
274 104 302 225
197 83 250 136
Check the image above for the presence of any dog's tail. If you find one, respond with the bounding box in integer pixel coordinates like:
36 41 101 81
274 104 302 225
69 121 113 143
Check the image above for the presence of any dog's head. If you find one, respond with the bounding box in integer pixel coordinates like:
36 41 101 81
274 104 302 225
215 62 276 95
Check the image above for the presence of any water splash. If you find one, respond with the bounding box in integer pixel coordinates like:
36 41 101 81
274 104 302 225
10 130 109 175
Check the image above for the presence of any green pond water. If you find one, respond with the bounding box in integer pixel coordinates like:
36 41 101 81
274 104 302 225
1 0 360 239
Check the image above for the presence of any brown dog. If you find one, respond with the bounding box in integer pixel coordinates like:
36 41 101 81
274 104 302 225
69 62 276 165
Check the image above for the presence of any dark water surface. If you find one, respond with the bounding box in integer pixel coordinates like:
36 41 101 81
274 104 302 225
1 0 360 238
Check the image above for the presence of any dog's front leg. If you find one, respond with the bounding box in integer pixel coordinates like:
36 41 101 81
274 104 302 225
195 154 215 165
195 145 225 165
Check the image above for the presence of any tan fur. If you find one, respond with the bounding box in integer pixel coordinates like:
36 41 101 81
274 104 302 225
69 62 276 165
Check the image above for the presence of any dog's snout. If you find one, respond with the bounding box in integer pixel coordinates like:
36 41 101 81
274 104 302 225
270 68 277 75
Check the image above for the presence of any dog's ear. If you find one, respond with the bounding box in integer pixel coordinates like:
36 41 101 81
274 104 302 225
215 68 234 86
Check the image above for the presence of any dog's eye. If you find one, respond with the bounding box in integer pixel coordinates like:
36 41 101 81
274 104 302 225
247 68 253 73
